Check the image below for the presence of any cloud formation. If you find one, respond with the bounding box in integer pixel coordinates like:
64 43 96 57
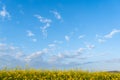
0 42 100 69
97 29 120 43
0 43 25 69
0 37 115 69
27 30 34 37
51 10 62 20
32 38 37 42
0 6 10 20
86 44 95 50
65 35 70 41
27 30 37 42
35 15 52 37
104 29 120 38
98 39 106 43
78 35 85 39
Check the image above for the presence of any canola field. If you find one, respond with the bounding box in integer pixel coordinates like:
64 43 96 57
0 69 120 80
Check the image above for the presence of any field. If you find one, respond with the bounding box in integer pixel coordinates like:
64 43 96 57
0 69 120 80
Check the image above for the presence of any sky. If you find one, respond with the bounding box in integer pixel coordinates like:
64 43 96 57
0 0 120 71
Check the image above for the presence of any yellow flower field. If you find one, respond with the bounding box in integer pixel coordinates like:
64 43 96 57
0 69 120 80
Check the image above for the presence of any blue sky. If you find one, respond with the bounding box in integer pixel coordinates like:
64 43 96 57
1 0 120 71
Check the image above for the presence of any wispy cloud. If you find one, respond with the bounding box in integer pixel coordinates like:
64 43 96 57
96 34 106 43
50 47 86 60
53 40 63 44
65 35 70 41
25 51 45 62
27 30 37 42
84 42 95 50
0 6 10 20
35 15 51 23
48 44 56 47
0 43 23 57
25 45 56 63
34 15 52 37
40 23 50 37
0 42 100 69
65 29 79 42
23 43 89 68
51 10 61 20
32 38 37 42
78 35 85 39
27 30 34 37
97 29 120 43
48 47 93 66
98 39 106 43
104 29 120 38
76 48 85 54
0 43 25 68
103 58 120 63
86 44 95 50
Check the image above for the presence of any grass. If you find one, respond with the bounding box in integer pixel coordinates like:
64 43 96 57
0 68 120 80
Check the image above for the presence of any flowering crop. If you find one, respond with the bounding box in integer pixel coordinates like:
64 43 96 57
0 69 120 80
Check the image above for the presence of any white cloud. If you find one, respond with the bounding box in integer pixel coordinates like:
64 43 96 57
97 29 120 43
27 30 34 37
85 43 95 50
0 6 10 20
27 30 37 42
24 45 68 66
49 48 86 62
0 43 25 68
87 45 95 50
9 46 18 50
0 43 23 57
98 39 106 43
51 47 86 60
65 35 70 41
40 23 50 37
104 29 120 38
64 29 78 42
57 53 64 58
78 35 85 39
35 15 52 37
25 51 44 62
25 47 53 63
53 40 63 44
104 58 120 63
32 38 37 42
96 34 106 43
35 15 51 23
48 53 64 63
48 44 56 47
51 10 61 20
76 48 85 54
0 43 6 47
0 42 99 69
